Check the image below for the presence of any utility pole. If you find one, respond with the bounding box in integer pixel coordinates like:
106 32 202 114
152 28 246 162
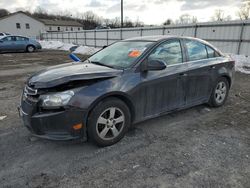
121 0 123 28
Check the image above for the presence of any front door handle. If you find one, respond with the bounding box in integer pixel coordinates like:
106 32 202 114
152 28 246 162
180 73 188 77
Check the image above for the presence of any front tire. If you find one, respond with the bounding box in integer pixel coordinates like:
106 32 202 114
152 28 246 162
87 98 131 147
209 77 229 107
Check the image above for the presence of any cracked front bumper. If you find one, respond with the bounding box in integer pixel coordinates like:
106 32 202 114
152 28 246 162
19 101 87 141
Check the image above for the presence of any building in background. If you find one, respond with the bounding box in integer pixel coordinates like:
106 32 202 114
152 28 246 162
0 11 83 38
0 11 45 38
40 19 83 32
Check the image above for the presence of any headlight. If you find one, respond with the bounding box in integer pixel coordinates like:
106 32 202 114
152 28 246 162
40 90 74 107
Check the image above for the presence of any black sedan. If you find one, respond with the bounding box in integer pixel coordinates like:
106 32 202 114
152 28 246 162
19 36 235 146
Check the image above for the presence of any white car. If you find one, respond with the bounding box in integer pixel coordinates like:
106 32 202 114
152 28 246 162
0 32 11 39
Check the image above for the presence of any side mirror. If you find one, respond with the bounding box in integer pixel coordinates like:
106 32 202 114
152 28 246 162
141 59 167 72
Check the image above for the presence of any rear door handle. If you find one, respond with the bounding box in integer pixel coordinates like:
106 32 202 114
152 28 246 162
180 73 188 77
211 66 216 69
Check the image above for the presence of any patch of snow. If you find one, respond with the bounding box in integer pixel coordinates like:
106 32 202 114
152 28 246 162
229 54 250 74
39 40 64 50
58 43 77 51
73 46 100 55
39 40 100 55
39 40 76 51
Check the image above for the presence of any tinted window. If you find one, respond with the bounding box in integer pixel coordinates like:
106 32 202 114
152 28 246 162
185 40 207 61
148 40 183 65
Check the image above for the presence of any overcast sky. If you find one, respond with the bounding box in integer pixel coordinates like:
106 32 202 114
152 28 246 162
0 0 242 24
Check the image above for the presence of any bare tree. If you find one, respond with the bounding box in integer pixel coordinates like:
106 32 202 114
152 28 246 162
109 17 120 28
33 6 50 19
176 14 192 24
163 19 173 25
211 9 225 21
211 9 232 22
237 0 250 20
82 11 96 22
134 17 144 27
0 9 9 18
103 18 111 27
192 16 198 23
123 17 133 27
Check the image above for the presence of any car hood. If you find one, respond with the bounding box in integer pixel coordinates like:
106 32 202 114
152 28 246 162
28 62 123 88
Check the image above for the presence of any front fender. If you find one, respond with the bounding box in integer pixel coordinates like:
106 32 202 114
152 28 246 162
68 72 140 124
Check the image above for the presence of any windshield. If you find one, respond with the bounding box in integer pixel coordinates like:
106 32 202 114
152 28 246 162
88 41 153 69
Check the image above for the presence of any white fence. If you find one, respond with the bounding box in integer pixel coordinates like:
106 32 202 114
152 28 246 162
41 20 250 56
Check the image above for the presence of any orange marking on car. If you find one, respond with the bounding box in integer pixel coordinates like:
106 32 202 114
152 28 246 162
128 50 141 57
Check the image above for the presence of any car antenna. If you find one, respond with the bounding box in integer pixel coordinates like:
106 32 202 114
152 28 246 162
69 53 81 62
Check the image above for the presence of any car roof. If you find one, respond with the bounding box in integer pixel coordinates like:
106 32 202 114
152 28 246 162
123 35 207 43
123 35 222 54
123 35 175 42
3 35 28 38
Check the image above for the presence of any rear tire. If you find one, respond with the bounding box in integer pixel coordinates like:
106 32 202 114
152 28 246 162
209 77 229 107
27 45 35 53
87 98 131 147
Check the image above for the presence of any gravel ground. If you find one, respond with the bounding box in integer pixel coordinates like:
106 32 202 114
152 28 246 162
0 50 249 188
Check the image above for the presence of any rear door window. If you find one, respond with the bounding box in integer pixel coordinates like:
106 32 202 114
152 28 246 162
185 40 207 61
16 36 28 41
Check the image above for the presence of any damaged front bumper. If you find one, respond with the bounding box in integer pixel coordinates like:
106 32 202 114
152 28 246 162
19 98 87 141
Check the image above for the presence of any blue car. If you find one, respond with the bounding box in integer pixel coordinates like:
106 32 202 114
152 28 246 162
0 35 42 53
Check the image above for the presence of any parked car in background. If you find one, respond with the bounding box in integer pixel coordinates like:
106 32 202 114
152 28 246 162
19 35 235 147
95 25 111 30
0 32 11 39
0 35 42 53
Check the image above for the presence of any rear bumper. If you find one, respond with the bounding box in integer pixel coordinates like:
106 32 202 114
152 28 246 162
19 105 87 141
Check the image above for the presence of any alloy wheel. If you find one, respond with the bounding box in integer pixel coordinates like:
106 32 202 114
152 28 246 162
96 107 125 140
215 81 227 104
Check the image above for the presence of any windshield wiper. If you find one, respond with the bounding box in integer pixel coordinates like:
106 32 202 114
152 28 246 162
90 60 116 69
